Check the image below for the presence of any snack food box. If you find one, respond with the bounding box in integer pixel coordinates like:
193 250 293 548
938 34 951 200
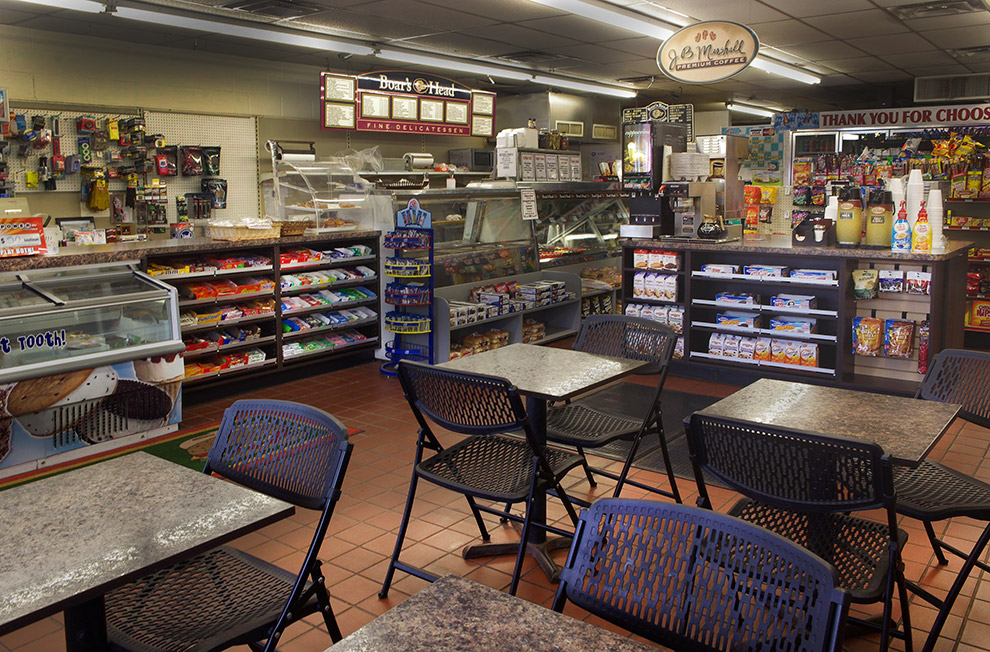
673 337 684 360
708 332 725 356
625 303 642 317
972 300 990 327
722 334 741 358
633 249 650 268
715 292 759 306
770 294 816 310
667 306 684 333
738 337 756 360
701 264 739 275
716 312 760 328
790 269 836 281
744 265 788 277
769 316 816 333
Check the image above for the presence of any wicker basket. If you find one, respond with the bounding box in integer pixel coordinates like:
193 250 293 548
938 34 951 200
272 220 313 236
209 223 281 241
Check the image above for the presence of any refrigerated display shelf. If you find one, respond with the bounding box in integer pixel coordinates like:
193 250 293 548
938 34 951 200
183 335 277 359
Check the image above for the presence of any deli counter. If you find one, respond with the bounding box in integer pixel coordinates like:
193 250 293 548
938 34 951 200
0 262 184 478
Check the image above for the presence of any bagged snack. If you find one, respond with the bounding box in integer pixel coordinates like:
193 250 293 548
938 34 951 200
917 320 930 374
759 206 773 224
811 185 826 206
723 335 741 358
754 337 772 361
793 186 811 206
884 319 915 359
800 342 819 367
673 337 684 360
645 272 661 298
878 269 903 293
708 332 725 356
744 185 762 205
738 337 756 360
770 339 787 363
852 316 883 356
202 146 221 175
906 271 932 295
852 269 879 300
651 305 669 325
783 340 802 365
667 306 684 333
761 186 778 204
625 303 642 317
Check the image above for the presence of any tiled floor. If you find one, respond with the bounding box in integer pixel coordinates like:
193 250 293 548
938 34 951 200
3 350 990 652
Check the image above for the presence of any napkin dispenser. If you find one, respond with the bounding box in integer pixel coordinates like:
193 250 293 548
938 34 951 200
403 153 434 170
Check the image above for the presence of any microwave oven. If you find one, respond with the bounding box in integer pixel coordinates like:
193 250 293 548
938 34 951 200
448 148 494 172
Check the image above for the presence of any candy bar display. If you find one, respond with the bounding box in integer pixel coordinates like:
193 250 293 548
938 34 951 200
281 307 376 333
383 229 431 250
282 330 368 358
384 312 431 334
387 282 431 306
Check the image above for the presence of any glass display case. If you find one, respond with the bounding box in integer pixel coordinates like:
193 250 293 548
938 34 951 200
0 264 183 383
530 185 629 268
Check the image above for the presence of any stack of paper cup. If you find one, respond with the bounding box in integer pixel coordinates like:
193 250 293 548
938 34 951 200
906 169 925 230
886 176 905 220
928 187 946 252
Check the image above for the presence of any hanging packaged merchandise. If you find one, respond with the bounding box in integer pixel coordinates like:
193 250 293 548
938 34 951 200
155 145 178 176
884 319 915 359
84 168 110 211
202 178 228 209
917 320 930 374
852 316 883 356
851 269 879 300
92 130 109 151
146 134 166 149
202 146 222 175
75 115 96 134
180 146 204 176
110 193 127 222
124 117 146 137
77 137 93 164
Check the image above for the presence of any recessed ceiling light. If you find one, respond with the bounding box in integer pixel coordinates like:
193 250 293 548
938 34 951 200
888 0 987 20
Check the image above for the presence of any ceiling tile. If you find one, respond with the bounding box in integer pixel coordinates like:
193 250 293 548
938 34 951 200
653 0 788 24
923 24 990 49
847 70 913 83
748 19 829 46
819 56 896 73
420 0 567 21
16 14 196 45
0 3 42 24
909 64 977 76
398 33 515 57
606 36 664 59
518 14 643 42
352 1 498 31
818 73 863 87
784 40 867 61
297 11 434 40
845 33 932 56
543 43 645 65
761 0 875 18
966 62 990 73
803 9 910 39
879 51 958 68
478 22 582 50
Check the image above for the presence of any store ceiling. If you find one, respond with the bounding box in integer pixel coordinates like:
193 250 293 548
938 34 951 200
1 0 989 111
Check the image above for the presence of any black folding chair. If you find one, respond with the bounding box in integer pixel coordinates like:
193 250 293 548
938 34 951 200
552 498 850 652
891 349 990 652
544 315 680 501
105 399 353 652
379 361 583 597
688 413 912 652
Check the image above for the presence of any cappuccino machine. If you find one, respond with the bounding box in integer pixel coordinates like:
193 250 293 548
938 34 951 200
619 121 745 242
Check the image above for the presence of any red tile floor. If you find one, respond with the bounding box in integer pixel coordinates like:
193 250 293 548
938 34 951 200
3 352 990 652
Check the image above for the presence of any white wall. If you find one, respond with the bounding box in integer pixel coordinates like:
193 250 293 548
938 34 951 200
694 110 730 136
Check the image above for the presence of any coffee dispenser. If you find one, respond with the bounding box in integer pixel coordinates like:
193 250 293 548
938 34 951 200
619 121 687 238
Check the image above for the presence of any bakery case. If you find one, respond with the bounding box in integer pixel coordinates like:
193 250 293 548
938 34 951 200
0 262 184 478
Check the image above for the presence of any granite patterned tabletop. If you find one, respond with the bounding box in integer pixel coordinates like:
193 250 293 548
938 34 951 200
439 343 647 401
328 575 656 652
697 378 960 465
0 451 294 634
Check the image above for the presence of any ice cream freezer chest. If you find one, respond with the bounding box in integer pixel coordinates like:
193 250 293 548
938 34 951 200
0 262 184 478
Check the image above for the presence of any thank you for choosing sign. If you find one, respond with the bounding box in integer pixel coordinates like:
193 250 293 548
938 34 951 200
657 21 759 84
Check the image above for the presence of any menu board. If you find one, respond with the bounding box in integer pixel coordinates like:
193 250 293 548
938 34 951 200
321 70 496 136
392 96 418 121
421 99 444 122
362 94 390 119
323 74 355 102
324 103 355 129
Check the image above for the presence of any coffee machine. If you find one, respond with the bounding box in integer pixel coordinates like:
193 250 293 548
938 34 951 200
620 121 687 238
666 182 717 238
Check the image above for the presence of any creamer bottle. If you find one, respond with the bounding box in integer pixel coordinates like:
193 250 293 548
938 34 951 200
892 200 911 251
912 200 931 252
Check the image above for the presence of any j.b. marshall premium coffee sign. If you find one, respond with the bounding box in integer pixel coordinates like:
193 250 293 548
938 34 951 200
321 70 495 137
657 21 759 84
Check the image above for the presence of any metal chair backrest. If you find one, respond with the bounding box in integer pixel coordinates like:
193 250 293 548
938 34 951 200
397 360 529 437
206 399 351 512
572 314 676 376
917 348 990 429
688 414 889 513
556 499 850 652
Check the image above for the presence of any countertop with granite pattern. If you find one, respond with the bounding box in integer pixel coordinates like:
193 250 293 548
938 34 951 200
0 452 293 631
439 343 647 401
328 575 657 652
623 235 971 261
0 231 381 273
697 378 960 465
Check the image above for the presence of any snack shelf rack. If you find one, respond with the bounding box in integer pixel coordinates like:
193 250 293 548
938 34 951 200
283 336 379 363
146 233 381 389
691 298 838 318
690 351 836 376
380 226 435 376
282 317 378 340
690 322 838 344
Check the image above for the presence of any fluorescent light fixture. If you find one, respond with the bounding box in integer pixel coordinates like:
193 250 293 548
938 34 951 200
376 49 531 81
750 57 821 84
726 103 774 118
14 0 104 12
526 0 673 39
841 133 861 140
532 75 637 98
113 7 374 56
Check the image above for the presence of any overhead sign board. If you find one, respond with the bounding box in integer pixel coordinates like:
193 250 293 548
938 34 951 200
657 21 759 84
819 103 990 129
321 70 495 137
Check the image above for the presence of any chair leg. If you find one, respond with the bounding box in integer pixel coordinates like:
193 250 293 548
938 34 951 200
379 471 421 599
576 446 597 487
878 561 896 652
923 520 950 565
464 495 491 541
510 460 542 596
612 430 645 498
897 566 914 652
310 560 343 643
653 424 682 504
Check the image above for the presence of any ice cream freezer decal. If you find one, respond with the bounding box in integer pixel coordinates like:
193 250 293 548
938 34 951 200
0 355 182 470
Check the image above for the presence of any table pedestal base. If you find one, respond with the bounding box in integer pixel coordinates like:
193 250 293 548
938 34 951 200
64 597 108 652
462 535 572 583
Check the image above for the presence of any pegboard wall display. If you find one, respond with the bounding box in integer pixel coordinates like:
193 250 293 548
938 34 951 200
144 111 260 224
